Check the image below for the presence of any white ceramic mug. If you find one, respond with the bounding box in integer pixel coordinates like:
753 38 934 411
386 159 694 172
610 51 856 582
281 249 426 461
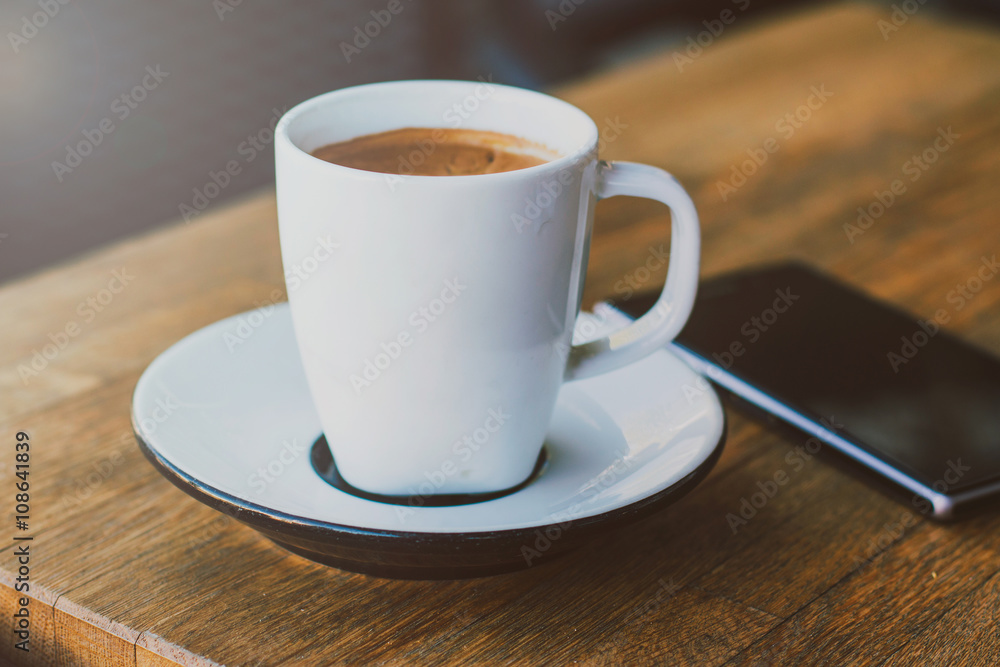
275 80 700 497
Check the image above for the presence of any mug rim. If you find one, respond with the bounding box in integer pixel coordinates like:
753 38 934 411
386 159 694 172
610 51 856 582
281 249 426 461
275 79 601 182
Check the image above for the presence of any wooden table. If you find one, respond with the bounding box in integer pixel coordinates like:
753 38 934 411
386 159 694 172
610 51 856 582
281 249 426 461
3 3 1000 664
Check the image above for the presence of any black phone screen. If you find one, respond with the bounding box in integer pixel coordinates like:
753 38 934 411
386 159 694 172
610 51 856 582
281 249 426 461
664 262 1000 494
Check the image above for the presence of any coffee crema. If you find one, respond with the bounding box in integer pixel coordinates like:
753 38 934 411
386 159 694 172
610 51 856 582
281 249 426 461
311 127 558 176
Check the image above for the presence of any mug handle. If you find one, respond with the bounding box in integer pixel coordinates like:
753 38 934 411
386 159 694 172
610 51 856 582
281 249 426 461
565 161 701 381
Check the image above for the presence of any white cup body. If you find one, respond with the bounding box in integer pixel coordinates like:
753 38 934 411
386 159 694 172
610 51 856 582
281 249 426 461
276 80 600 496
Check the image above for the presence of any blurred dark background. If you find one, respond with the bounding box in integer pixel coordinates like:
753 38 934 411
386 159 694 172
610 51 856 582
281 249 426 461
0 0 996 285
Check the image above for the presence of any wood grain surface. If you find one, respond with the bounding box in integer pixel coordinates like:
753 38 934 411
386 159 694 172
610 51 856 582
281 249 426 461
2 2 1000 664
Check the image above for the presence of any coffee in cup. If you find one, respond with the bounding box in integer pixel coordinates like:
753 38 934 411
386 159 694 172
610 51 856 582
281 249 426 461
311 127 558 176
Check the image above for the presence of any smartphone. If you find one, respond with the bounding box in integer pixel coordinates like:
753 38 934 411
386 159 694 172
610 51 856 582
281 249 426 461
613 262 1000 520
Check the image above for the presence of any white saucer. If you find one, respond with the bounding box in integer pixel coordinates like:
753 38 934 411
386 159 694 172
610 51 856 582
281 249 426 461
132 303 725 578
